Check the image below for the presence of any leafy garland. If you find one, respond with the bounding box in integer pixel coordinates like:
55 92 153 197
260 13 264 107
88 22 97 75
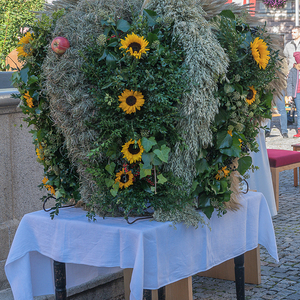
192 10 280 218
13 4 282 226
79 10 196 220
12 10 81 218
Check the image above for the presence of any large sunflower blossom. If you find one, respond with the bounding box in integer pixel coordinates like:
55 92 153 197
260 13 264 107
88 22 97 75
250 37 270 69
119 33 149 59
23 91 34 108
118 89 145 114
17 32 34 57
115 168 134 189
121 139 144 164
42 177 56 195
215 166 230 180
246 86 257 105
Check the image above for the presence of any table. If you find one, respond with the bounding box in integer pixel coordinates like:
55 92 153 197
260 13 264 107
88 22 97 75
5 192 278 300
291 143 300 186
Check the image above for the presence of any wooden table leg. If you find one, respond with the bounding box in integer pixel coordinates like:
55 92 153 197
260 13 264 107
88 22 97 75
53 260 66 300
234 254 245 300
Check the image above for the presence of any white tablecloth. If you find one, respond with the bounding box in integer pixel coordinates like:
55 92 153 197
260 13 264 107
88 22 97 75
248 126 277 217
5 192 278 300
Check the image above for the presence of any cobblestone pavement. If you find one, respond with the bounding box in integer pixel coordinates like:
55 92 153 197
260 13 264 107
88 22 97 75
192 123 300 299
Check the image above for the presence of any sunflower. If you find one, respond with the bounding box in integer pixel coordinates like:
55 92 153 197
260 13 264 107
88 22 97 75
23 91 34 108
42 177 56 195
118 89 145 114
119 33 149 59
115 169 134 189
215 166 230 180
246 86 257 105
121 139 144 164
17 32 34 57
250 37 270 70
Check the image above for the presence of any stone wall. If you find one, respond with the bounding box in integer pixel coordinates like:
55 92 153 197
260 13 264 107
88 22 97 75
0 72 46 291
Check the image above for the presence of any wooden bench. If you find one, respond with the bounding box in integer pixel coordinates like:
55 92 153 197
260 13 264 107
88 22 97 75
267 149 300 211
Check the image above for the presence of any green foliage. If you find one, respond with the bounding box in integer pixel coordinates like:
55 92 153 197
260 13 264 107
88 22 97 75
0 0 45 70
11 9 81 208
80 10 193 217
193 12 281 216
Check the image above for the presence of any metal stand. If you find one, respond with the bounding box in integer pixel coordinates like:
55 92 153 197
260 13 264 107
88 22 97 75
234 254 245 300
53 261 66 300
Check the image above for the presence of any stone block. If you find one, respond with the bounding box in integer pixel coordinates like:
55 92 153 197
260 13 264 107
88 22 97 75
0 260 10 291
0 219 19 261
0 113 14 224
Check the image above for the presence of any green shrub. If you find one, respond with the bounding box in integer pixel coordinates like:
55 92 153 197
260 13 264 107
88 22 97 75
0 0 45 70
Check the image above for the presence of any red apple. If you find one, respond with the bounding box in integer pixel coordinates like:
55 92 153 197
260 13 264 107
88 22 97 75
51 37 70 54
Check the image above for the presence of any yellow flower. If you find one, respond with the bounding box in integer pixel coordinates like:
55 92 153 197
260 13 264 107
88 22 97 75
246 86 257 105
119 33 149 59
250 37 270 69
227 130 233 136
42 177 56 195
239 139 243 147
17 32 34 57
121 139 144 164
23 91 34 108
36 143 44 160
115 168 134 189
118 89 145 114
215 166 230 180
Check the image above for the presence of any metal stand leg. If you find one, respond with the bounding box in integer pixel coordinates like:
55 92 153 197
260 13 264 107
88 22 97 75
234 254 245 300
53 260 66 300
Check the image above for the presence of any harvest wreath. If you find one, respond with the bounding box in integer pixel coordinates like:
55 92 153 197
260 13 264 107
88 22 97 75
12 0 285 227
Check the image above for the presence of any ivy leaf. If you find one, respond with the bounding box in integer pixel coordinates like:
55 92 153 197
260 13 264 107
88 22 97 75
191 180 199 192
147 32 158 45
20 65 29 84
141 153 153 169
219 10 235 19
105 178 114 188
143 9 158 27
216 131 232 149
106 52 118 68
153 144 170 163
27 75 39 85
157 173 167 184
237 156 252 175
195 158 209 175
105 162 116 175
214 108 228 126
117 19 131 32
55 190 63 199
152 155 162 166
110 182 119 196
140 166 152 179
110 189 118 197
98 49 108 61
141 136 157 152
201 206 214 219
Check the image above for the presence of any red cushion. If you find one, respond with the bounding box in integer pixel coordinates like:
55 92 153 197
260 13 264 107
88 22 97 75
267 149 300 168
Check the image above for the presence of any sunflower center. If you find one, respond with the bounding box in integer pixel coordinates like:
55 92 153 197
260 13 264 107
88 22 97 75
120 174 129 183
128 143 140 155
247 90 254 100
126 96 137 106
129 42 141 53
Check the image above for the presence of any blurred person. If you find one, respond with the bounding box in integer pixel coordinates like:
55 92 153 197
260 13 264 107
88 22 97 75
286 52 300 137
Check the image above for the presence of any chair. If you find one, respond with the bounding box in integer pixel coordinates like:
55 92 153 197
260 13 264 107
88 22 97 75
267 149 300 211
